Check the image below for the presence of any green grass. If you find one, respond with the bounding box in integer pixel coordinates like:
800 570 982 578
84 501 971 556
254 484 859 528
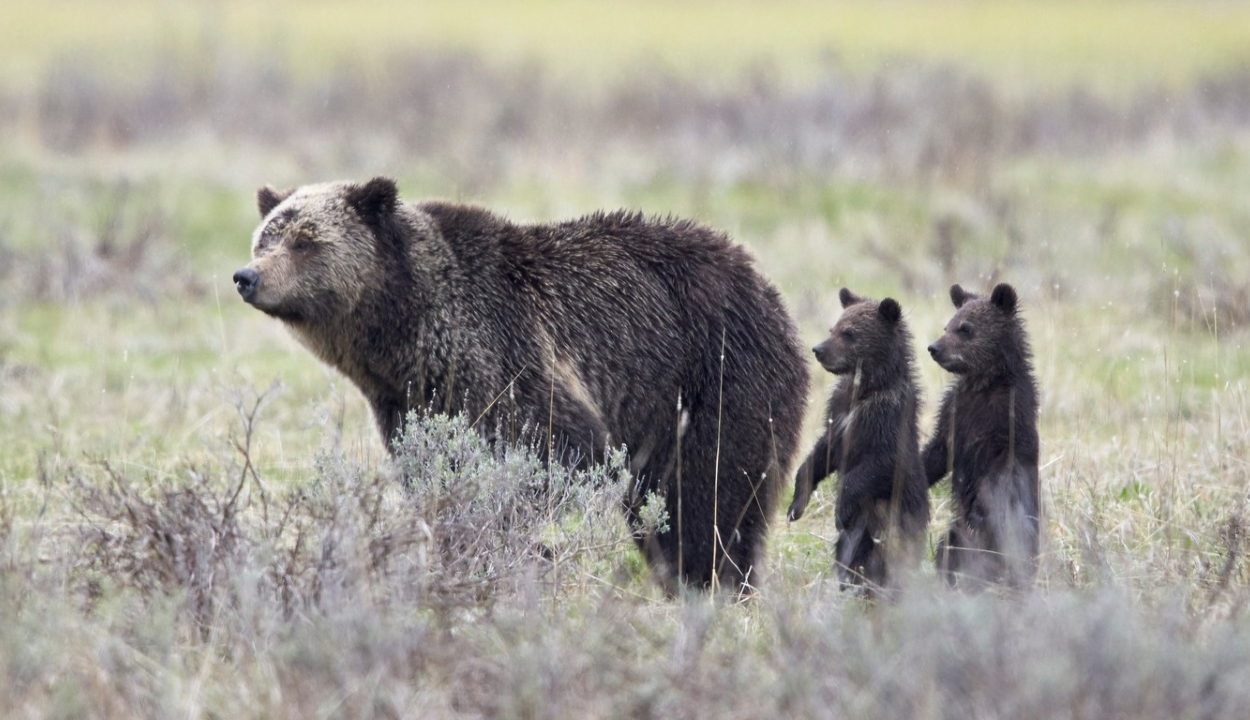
1 298 378 483
3 14 1250 715
5 141 1247 479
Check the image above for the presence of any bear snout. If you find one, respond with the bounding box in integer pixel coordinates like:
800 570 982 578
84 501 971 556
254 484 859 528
233 267 259 301
812 341 831 365
927 342 941 358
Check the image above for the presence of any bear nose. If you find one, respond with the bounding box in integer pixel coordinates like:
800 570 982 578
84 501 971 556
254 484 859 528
927 343 940 358
811 345 822 356
233 268 259 300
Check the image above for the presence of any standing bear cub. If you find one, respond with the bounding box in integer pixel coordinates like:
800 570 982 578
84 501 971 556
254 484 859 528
232 178 810 593
787 289 929 594
924 283 1040 590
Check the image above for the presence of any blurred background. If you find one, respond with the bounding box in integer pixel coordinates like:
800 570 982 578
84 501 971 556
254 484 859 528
5 3 1250 715
3 0 1250 562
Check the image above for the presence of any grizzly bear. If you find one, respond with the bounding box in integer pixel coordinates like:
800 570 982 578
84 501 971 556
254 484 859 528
787 288 929 594
232 177 809 593
924 283 1040 590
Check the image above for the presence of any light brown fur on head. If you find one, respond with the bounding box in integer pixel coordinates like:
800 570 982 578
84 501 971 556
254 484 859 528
241 181 389 325
235 178 457 423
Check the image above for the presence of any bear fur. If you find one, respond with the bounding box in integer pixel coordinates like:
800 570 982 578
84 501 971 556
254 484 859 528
924 282 1040 590
233 177 810 593
787 288 929 594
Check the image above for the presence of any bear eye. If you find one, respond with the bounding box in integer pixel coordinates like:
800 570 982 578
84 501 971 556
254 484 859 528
289 232 316 254
840 329 855 342
957 323 973 338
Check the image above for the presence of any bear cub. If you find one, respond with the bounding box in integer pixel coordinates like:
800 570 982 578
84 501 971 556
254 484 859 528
924 282 1040 590
788 288 930 594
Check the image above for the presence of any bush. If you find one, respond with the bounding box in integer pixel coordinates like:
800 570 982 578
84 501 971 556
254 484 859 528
68 411 637 631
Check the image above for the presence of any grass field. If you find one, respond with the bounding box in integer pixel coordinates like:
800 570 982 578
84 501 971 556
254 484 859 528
3 1 1250 717
4 0 1250 91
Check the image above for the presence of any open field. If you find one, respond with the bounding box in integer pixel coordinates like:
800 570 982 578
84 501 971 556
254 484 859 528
3 1 1250 716
4 0 1250 92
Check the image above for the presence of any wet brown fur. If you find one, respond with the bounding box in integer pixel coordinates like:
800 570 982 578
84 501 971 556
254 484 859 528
787 289 929 596
924 283 1041 591
236 178 810 593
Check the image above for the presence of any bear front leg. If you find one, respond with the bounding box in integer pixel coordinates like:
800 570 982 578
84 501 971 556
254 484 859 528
923 398 954 487
369 396 410 454
788 428 840 521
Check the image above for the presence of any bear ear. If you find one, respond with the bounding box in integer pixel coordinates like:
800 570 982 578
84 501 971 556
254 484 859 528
950 284 974 308
345 177 399 222
257 185 293 217
990 283 1018 313
878 298 902 324
839 288 864 308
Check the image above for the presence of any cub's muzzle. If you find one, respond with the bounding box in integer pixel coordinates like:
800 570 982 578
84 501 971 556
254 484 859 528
812 341 830 367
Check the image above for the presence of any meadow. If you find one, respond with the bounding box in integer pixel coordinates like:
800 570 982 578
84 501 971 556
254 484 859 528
3 1 1250 716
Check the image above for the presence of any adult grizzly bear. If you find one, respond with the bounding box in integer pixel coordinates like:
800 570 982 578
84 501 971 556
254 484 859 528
924 283 1040 590
787 289 929 595
232 177 809 593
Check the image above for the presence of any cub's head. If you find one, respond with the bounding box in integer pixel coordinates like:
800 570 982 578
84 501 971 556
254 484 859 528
927 283 1020 375
812 288 905 376
232 177 400 324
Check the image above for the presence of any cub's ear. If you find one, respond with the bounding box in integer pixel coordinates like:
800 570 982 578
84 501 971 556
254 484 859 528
839 287 864 308
990 283 1018 313
878 297 902 324
345 177 399 222
257 185 294 217
950 283 975 308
